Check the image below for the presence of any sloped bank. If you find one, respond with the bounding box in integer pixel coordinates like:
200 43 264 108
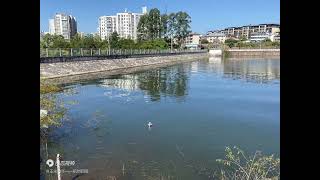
40 53 208 84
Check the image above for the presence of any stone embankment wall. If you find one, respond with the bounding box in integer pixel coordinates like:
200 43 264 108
40 53 208 80
227 49 280 58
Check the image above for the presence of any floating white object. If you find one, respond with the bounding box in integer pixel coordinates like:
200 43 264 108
40 109 48 118
41 124 48 129
148 122 153 128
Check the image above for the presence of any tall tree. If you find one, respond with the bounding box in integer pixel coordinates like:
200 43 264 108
167 13 177 49
42 34 54 48
137 14 149 41
51 35 69 48
110 32 119 49
147 8 162 39
174 11 191 47
70 33 83 48
82 35 96 48
160 14 169 38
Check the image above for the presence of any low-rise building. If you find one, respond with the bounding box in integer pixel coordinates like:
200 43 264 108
271 32 280 42
249 32 272 42
185 33 201 49
209 23 280 39
204 32 227 43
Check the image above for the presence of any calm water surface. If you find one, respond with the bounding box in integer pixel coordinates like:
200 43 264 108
41 57 280 180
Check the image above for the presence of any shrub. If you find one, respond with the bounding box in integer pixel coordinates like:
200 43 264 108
216 146 280 180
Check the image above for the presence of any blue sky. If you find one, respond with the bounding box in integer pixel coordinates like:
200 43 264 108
40 0 280 34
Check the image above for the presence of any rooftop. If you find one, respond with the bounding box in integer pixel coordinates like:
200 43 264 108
188 32 201 36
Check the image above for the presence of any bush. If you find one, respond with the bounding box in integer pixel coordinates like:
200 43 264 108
138 39 168 49
216 146 280 180
225 38 239 48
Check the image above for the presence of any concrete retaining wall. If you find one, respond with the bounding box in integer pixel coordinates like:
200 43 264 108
40 53 208 80
209 49 222 56
227 49 280 57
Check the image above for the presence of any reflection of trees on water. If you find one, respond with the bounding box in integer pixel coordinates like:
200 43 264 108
96 65 190 102
222 59 280 84
136 65 189 102
99 75 141 92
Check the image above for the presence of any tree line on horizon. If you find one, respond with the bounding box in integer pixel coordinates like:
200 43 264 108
40 8 192 50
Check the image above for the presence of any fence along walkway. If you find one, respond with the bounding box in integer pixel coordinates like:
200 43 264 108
40 48 207 58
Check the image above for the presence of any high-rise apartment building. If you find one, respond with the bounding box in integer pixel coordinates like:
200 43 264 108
99 16 117 40
98 7 146 40
48 19 55 34
49 13 77 40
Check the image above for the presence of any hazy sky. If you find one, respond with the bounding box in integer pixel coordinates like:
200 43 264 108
40 0 280 34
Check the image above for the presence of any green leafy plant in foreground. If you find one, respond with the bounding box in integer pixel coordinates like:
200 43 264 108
40 80 65 128
216 146 280 180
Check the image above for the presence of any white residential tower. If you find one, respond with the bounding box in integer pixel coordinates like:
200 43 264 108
49 13 77 40
98 7 146 40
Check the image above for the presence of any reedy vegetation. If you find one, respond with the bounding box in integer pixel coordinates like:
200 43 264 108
40 80 65 128
216 146 280 180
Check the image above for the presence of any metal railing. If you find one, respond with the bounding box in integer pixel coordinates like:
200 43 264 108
40 48 207 58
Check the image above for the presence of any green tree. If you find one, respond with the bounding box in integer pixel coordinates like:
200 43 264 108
167 13 177 49
225 38 238 48
82 35 97 48
110 32 120 49
147 8 162 39
51 35 70 48
201 39 209 44
160 14 169 38
42 34 54 48
138 8 167 41
70 33 83 48
118 38 136 49
174 11 192 47
99 39 109 49
137 14 149 41
151 39 168 49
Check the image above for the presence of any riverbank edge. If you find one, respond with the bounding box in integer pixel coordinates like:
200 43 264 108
225 49 280 58
41 53 209 84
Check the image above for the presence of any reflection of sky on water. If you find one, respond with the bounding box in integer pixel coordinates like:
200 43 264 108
41 58 280 180
102 88 146 104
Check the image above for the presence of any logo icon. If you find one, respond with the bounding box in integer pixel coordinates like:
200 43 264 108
46 159 54 167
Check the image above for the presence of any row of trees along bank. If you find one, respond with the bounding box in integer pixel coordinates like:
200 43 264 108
40 8 191 50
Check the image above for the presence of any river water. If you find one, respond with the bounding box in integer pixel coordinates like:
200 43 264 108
40 57 280 180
